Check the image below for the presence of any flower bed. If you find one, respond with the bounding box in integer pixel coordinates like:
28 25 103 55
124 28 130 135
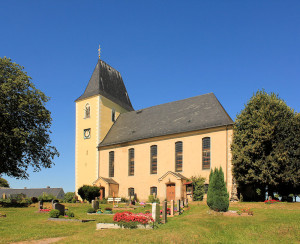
264 199 281 204
39 209 51 213
113 211 154 229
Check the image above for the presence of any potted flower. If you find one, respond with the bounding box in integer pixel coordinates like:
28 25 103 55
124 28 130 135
104 207 113 214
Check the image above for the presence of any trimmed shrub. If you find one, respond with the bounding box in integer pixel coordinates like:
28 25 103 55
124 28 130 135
63 192 75 203
77 185 100 203
49 209 60 218
189 176 206 201
87 207 96 213
31 197 38 203
65 211 75 217
38 193 56 202
207 167 229 212
148 195 160 203
99 198 107 204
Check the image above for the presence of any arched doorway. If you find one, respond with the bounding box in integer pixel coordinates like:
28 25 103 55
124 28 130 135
166 183 175 201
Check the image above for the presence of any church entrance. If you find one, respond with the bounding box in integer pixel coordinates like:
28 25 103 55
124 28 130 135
99 187 105 200
166 183 175 201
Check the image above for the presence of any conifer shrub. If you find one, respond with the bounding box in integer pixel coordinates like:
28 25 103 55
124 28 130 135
49 209 60 218
207 167 229 212
206 169 214 208
77 185 100 203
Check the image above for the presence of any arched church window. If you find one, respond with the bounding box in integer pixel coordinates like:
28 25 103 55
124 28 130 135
150 145 157 174
85 103 90 118
128 148 134 176
175 141 183 172
109 151 114 177
202 137 211 169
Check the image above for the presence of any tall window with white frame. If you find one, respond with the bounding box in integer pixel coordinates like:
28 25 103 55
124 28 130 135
202 137 211 170
109 151 114 177
175 141 183 172
128 148 134 176
84 103 90 118
150 145 157 174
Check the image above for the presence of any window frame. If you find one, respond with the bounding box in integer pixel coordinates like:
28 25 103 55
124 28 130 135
84 103 90 119
128 187 134 197
150 186 157 196
150 145 157 174
202 137 211 170
128 148 134 176
109 151 115 177
175 141 183 172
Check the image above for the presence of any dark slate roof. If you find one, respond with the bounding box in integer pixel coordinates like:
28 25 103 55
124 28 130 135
0 188 64 199
75 60 134 111
99 93 233 147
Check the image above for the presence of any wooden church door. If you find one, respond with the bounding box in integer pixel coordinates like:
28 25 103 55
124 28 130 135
166 183 175 201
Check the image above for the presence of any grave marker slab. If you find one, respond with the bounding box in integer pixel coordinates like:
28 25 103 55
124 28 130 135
162 201 167 223
151 203 160 223
54 203 65 216
170 200 174 216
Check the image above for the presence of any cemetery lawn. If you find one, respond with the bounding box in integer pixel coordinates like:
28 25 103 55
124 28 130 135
0 202 299 243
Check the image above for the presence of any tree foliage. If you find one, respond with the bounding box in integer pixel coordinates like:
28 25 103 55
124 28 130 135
232 90 300 200
77 185 100 203
189 176 206 201
207 167 229 212
0 57 59 179
0 178 9 187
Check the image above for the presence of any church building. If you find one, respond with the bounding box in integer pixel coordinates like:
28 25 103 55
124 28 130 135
75 56 234 202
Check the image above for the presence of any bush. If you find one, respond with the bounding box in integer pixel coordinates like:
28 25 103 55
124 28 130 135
49 209 60 218
63 192 75 203
207 167 229 212
206 170 214 208
71 199 77 203
38 193 56 202
99 198 107 204
121 197 128 203
87 207 96 213
65 211 75 217
77 185 100 203
189 176 206 201
31 197 38 203
148 195 160 203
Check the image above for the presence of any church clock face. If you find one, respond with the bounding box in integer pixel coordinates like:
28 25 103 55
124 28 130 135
84 128 91 139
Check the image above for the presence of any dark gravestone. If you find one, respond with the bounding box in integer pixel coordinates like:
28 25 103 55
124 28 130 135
177 200 181 214
92 200 99 210
162 201 167 223
38 201 43 210
54 203 65 216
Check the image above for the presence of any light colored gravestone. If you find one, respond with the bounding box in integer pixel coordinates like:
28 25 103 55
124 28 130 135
170 200 174 216
54 203 65 216
2 193 6 199
185 198 188 207
51 199 59 209
151 203 160 223
177 200 181 214
38 201 43 210
92 200 99 210
162 201 167 224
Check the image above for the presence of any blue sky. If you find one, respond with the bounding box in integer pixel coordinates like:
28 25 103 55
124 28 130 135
1 1 299 193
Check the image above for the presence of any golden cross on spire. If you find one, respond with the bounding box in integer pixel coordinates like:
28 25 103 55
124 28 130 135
98 44 101 60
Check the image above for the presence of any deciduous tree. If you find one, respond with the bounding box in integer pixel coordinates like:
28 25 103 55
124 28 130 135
231 90 300 200
0 57 59 179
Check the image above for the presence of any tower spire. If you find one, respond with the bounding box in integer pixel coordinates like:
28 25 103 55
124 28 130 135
98 45 101 60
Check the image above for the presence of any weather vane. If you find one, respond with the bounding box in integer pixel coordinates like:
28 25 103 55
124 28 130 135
98 44 101 60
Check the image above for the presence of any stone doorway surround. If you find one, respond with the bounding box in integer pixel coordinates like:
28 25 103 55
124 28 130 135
158 171 188 201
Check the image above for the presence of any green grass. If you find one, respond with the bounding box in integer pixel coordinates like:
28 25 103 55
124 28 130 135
0 202 299 243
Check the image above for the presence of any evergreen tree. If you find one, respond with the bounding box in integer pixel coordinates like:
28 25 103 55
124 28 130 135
206 169 215 208
77 185 100 203
211 168 229 212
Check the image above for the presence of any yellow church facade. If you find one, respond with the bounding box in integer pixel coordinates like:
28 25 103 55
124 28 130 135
75 58 233 202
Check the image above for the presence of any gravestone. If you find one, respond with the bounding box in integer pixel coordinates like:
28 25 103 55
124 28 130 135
51 199 59 209
162 201 167 223
177 199 181 214
54 203 65 216
170 200 174 216
38 201 43 210
184 198 188 207
92 200 99 210
151 202 160 223
2 193 6 200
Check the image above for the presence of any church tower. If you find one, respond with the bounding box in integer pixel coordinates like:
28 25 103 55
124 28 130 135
75 56 134 196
